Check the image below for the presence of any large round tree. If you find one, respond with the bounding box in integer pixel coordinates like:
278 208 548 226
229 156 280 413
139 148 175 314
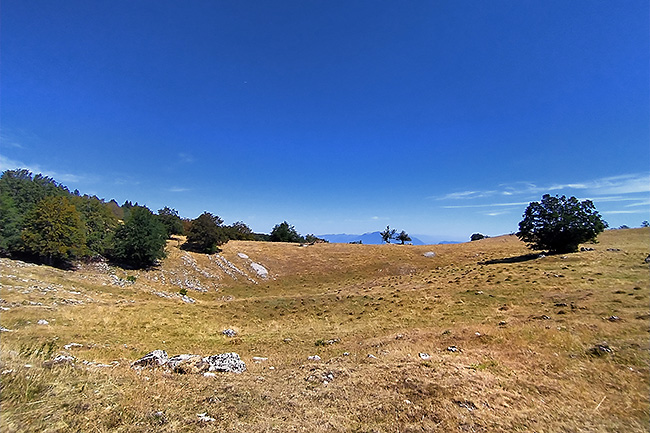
517 194 607 254
184 212 228 253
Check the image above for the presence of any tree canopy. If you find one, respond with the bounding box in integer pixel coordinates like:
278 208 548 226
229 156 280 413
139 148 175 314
109 206 167 268
157 207 184 238
517 194 607 254
396 230 411 245
21 196 87 266
270 221 304 243
184 212 228 253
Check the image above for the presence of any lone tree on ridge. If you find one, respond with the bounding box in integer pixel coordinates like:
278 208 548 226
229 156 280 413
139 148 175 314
380 226 397 244
396 230 411 244
517 194 607 254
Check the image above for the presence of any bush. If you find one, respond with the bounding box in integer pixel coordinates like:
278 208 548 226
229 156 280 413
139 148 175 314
470 233 486 241
517 194 607 254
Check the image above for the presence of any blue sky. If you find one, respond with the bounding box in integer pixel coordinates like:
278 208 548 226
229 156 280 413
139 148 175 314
2 1 648 242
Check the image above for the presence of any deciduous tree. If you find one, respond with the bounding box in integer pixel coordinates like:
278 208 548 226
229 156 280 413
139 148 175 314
157 207 184 237
184 212 228 253
517 195 607 254
270 221 304 243
21 196 86 266
109 206 167 268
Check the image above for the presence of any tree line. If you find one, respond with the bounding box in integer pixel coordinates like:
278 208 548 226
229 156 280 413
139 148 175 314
0 169 321 269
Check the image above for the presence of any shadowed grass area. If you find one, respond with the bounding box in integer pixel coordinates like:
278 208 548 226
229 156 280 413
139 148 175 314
1 229 648 432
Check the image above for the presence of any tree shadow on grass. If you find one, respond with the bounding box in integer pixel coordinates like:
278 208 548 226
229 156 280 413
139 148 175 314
479 253 543 265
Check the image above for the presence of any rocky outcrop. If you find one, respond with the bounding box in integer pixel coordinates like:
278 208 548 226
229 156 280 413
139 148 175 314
131 350 246 374
131 350 169 368
203 352 246 373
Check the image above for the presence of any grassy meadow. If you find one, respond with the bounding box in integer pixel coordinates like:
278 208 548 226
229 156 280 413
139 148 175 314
1 228 648 432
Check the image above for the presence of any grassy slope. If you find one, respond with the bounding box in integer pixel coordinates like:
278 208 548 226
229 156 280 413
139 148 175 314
1 229 648 432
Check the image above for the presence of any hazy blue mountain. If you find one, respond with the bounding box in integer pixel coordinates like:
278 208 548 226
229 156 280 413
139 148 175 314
319 231 427 245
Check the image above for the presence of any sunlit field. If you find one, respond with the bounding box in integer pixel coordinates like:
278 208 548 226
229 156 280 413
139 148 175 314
1 229 648 432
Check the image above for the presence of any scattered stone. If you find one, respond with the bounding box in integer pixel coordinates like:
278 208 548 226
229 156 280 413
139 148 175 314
168 354 207 374
423 252 436 258
252 357 268 363
43 355 75 368
131 350 169 368
475 332 481 337
0 326 13 332
607 316 622 322
64 343 84 350
447 346 460 353
203 372 216 377
197 413 215 422
308 355 321 361
222 329 237 337
454 400 478 411
367 354 377 359
203 352 246 373
498 321 507 326
395 334 404 340
343 352 350 356
315 338 340 346
588 343 613 356
37 319 49 325
250 262 269 279
419 353 431 360
180 295 196 304
645 255 650 264
283 338 293 343
606 248 621 252
305 370 335 384
580 247 594 251
237 253 249 259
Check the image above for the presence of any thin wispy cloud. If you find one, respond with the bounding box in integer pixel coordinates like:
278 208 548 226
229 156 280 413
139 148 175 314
604 210 646 215
178 153 195 164
443 201 530 209
438 173 650 203
0 155 84 184
168 187 190 193
485 210 510 217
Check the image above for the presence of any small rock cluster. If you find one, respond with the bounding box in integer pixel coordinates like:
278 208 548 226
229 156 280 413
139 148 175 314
131 350 246 374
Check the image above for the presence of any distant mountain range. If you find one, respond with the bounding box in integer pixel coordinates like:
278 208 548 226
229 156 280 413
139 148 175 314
318 232 462 245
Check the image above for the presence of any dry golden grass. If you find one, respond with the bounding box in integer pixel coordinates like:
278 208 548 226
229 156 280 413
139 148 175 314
1 229 648 432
